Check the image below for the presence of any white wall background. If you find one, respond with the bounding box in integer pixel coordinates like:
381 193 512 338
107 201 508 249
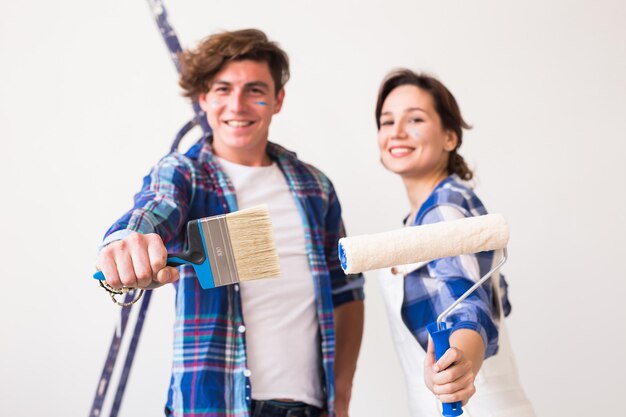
2 0 625 416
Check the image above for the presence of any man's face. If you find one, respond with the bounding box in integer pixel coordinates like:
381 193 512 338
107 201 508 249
199 60 284 166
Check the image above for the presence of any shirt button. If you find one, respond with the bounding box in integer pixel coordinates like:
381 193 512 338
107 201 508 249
234 284 240 291
243 369 252 377
238 325 246 333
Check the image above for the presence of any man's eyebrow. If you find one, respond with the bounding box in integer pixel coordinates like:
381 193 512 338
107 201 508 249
209 80 270 89
245 81 270 89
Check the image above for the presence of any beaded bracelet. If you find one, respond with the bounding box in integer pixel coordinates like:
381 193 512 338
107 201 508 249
99 281 144 307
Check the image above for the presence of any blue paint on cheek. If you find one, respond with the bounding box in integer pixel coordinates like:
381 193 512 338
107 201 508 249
211 100 221 107
409 129 421 139
255 101 268 106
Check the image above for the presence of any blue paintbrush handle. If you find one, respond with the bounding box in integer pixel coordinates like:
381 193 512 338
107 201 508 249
427 322 463 417
93 256 189 280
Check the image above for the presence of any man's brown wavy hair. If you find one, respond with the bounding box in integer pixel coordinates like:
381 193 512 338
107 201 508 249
178 28 290 100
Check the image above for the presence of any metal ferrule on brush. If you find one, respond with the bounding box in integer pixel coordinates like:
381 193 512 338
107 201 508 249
199 215 240 287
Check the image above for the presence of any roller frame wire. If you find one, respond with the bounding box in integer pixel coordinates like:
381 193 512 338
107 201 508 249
436 247 508 330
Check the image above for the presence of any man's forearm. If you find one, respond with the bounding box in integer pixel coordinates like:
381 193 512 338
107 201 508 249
333 300 364 415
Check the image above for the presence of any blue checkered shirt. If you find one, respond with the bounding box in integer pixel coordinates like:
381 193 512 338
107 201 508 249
102 141 364 417
401 175 511 358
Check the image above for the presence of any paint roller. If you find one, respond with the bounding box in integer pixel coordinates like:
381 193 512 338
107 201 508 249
338 213 509 417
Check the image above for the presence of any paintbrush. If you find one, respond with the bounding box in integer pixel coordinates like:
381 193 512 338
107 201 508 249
93 205 281 289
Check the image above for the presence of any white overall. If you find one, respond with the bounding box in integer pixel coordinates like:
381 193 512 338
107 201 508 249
379 266 536 417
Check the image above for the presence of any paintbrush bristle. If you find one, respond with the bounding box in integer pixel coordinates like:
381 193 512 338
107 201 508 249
225 205 281 281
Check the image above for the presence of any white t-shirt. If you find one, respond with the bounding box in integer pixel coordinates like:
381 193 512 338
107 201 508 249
216 157 323 408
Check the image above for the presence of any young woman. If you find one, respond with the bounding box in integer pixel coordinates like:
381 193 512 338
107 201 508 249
375 69 535 416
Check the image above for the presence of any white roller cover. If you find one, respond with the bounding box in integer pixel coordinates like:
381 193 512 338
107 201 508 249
339 213 509 274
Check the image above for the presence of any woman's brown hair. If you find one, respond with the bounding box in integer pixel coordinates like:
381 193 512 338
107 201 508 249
375 69 473 180
178 29 290 100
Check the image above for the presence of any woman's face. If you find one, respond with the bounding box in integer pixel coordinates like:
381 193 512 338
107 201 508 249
377 85 457 179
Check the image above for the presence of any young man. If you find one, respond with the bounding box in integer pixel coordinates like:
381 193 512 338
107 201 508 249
96 29 364 417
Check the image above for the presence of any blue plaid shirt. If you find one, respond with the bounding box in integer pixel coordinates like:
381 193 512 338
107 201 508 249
401 175 511 358
103 141 364 417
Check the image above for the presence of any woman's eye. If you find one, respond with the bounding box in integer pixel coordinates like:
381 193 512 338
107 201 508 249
410 118 424 123
380 120 394 126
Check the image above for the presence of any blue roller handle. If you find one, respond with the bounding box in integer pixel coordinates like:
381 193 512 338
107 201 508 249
427 322 463 417
93 256 188 280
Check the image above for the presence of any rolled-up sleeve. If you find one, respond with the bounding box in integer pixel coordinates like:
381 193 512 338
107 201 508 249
103 153 194 246
422 205 500 358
